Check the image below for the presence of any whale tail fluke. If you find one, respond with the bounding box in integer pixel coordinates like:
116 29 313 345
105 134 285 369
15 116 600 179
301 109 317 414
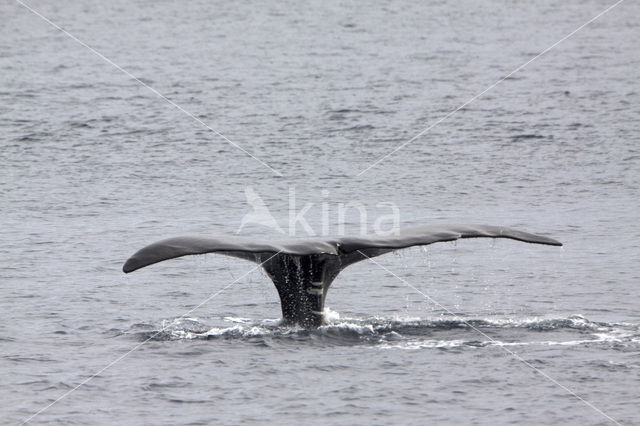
122 224 562 327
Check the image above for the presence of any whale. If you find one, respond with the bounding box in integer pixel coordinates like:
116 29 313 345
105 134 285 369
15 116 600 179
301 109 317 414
123 224 562 328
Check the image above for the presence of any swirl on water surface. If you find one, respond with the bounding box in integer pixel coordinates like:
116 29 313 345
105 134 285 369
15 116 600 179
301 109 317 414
127 312 640 349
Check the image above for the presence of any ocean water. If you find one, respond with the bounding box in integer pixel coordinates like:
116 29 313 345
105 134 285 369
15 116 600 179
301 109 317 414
2 0 639 424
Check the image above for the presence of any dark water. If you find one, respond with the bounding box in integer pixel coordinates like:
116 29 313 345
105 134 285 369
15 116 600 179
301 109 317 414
2 0 639 424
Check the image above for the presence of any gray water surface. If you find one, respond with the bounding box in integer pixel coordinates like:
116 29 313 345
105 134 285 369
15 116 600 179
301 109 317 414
2 0 639 424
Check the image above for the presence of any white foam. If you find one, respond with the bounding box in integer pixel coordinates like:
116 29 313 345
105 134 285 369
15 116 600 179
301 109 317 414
147 313 639 348
223 316 252 324
323 307 341 322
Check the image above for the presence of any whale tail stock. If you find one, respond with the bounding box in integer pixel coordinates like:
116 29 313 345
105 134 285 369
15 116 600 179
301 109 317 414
122 224 562 328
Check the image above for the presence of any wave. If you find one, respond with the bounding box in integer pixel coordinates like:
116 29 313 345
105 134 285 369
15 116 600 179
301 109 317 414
126 312 640 349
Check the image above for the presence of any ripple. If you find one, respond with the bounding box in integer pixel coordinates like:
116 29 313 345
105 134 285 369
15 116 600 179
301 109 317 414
123 313 640 351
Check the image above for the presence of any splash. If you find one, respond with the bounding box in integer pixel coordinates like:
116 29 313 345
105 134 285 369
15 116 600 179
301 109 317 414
128 313 640 349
